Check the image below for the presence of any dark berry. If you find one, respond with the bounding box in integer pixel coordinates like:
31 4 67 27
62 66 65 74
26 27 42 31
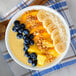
32 60 37 67
28 58 33 63
24 38 30 44
30 40 34 45
12 26 17 32
12 25 20 32
24 44 29 50
14 20 20 26
23 48 28 52
15 25 20 30
29 34 34 39
18 28 24 33
24 40 29 45
20 24 25 29
23 29 29 35
23 35 28 40
25 51 29 57
30 53 37 60
17 33 23 39
24 40 28 45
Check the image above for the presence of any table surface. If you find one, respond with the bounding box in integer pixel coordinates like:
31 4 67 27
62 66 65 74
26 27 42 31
0 0 76 76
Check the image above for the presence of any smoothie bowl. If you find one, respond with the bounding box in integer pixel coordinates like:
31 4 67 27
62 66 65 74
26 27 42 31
5 6 70 70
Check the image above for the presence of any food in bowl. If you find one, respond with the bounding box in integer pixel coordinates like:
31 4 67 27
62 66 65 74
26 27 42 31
8 9 67 67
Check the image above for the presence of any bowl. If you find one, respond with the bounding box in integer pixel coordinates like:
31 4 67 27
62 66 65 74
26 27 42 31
5 6 70 70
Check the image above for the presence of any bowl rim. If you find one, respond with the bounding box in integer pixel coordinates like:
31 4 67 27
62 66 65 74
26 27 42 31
5 5 70 70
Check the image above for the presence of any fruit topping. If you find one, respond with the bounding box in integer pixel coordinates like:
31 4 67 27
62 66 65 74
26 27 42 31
17 33 23 39
12 26 18 32
23 35 28 40
30 53 37 60
30 40 34 45
29 34 34 39
23 29 29 35
14 20 20 26
24 38 30 44
28 58 33 63
20 24 25 29
25 51 29 57
24 44 29 50
18 28 24 33
32 60 37 67
37 55 46 65
12 20 36 66
23 48 28 52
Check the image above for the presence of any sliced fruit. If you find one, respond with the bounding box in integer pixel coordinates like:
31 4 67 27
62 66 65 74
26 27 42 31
53 35 61 46
37 10 49 22
43 17 53 28
30 24 43 34
48 49 59 57
37 55 46 65
59 25 67 41
51 29 59 40
47 24 56 34
55 42 66 54
19 10 38 23
28 45 42 54
42 40 53 48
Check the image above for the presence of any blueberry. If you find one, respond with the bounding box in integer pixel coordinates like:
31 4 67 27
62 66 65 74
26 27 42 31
30 40 34 45
24 44 29 50
17 33 23 39
12 25 20 32
25 51 29 57
32 60 37 67
20 24 25 29
30 53 37 60
24 40 28 45
23 48 28 52
14 20 20 26
23 29 29 35
24 38 30 44
18 28 24 33
24 40 29 44
15 25 20 30
12 26 17 32
28 58 33 63
23 35 28 40
29 34 34 39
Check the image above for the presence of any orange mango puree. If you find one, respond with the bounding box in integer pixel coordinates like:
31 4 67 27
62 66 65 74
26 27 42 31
9 10 59 67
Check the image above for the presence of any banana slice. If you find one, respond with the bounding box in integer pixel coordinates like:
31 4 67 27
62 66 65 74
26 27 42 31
53 35 61 46
51 29 59 40
55 42 66 54
37 10 50 22
37 9 67 54
43 17 57 35
43 17 53 28
47 24 56 34
59 25 67 41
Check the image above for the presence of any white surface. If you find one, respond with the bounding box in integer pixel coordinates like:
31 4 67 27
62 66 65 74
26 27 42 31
0 0 76 76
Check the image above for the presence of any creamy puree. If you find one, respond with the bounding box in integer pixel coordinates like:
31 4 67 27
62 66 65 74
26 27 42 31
9 10 59 67
9 26 31 65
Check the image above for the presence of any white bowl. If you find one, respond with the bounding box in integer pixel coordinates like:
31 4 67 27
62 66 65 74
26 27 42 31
5 6 70 70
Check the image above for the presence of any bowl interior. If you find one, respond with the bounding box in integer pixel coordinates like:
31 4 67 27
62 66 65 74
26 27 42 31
5 6 70 70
